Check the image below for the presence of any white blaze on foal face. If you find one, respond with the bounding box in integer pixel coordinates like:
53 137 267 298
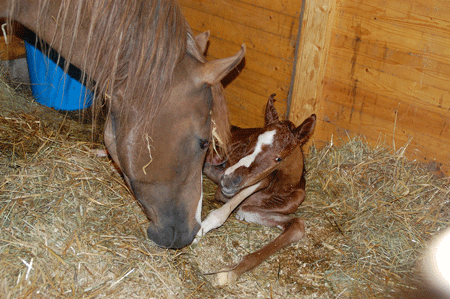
225 130 276 176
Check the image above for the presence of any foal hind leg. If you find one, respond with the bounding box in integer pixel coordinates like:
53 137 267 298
214 191 306 285
215 212 305 285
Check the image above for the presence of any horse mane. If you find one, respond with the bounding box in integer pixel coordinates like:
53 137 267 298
8 0 229 148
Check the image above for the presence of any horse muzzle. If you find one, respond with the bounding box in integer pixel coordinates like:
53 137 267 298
128 180 202 249
146 218 200 249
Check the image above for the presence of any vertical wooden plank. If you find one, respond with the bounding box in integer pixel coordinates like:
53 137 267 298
288 0 337 124
314 0 450 176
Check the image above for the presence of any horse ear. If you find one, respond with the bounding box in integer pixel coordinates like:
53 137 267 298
264 93 279 126
201 44 246 85
294 114 316 144
195 31 210 54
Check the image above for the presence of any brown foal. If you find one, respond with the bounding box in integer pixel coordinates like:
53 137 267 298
199 94 316 285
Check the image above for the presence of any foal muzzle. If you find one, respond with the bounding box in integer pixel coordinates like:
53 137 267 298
220 174 243 197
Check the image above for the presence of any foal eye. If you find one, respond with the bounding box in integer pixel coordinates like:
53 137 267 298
275 157 282 162
199 139 210 150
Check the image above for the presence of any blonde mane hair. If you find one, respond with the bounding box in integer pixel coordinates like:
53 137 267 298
8 0 230 148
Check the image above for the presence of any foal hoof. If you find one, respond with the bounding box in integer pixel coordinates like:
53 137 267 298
213 267 239 286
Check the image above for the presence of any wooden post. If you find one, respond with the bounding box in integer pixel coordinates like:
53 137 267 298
288 0 336 125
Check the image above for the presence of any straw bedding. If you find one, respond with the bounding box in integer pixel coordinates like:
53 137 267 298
0 71 449 298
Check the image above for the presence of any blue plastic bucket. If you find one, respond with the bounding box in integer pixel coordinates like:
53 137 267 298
24 41 93 111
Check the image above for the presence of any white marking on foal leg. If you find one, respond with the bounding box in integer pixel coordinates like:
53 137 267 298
235 210 286 230
224 130 276 176
195 181 262 239
235 210 260 223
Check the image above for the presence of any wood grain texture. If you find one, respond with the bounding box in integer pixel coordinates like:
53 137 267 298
181 0 450 175
288 0 337 126
181 0 299 39
316 0 450 175
237 0 303 18
179 0 301 127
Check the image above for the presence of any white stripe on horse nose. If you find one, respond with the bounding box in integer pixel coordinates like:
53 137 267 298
224 130 276 176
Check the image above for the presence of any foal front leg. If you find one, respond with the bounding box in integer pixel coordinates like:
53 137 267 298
194 181 265 240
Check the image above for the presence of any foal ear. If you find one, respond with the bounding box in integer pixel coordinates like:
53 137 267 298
195 31 210 54
201 44 246 85
294 114 316 144
264 93 279 126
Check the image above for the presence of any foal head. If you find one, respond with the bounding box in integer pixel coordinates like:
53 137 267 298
220 94 316 197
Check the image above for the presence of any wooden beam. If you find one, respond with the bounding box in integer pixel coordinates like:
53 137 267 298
288 0 337 124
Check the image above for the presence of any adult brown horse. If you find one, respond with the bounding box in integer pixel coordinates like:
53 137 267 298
1 0 245 248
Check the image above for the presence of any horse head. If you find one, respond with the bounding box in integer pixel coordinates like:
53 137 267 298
104 33 245 249
219 94 316 197
2 0 244 249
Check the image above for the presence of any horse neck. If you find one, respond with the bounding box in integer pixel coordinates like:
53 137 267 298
8 0 191 127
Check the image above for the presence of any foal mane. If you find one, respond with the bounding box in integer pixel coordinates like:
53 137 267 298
8 0 230 148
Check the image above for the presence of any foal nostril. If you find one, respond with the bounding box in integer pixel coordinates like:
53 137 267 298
232 176 242 186
222 174 242 188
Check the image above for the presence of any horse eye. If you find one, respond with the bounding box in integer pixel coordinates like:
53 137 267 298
275 157 282 162
199 139 210 150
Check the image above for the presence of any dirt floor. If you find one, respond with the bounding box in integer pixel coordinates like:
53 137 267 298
1 73 449 298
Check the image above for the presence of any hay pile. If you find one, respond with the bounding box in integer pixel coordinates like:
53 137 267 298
1 71 449 298
304 139 449 297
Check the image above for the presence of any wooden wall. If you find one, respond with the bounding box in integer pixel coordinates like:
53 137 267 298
291 0 450 176
2 1 449 175
178 0 303 127
181 0 450 176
